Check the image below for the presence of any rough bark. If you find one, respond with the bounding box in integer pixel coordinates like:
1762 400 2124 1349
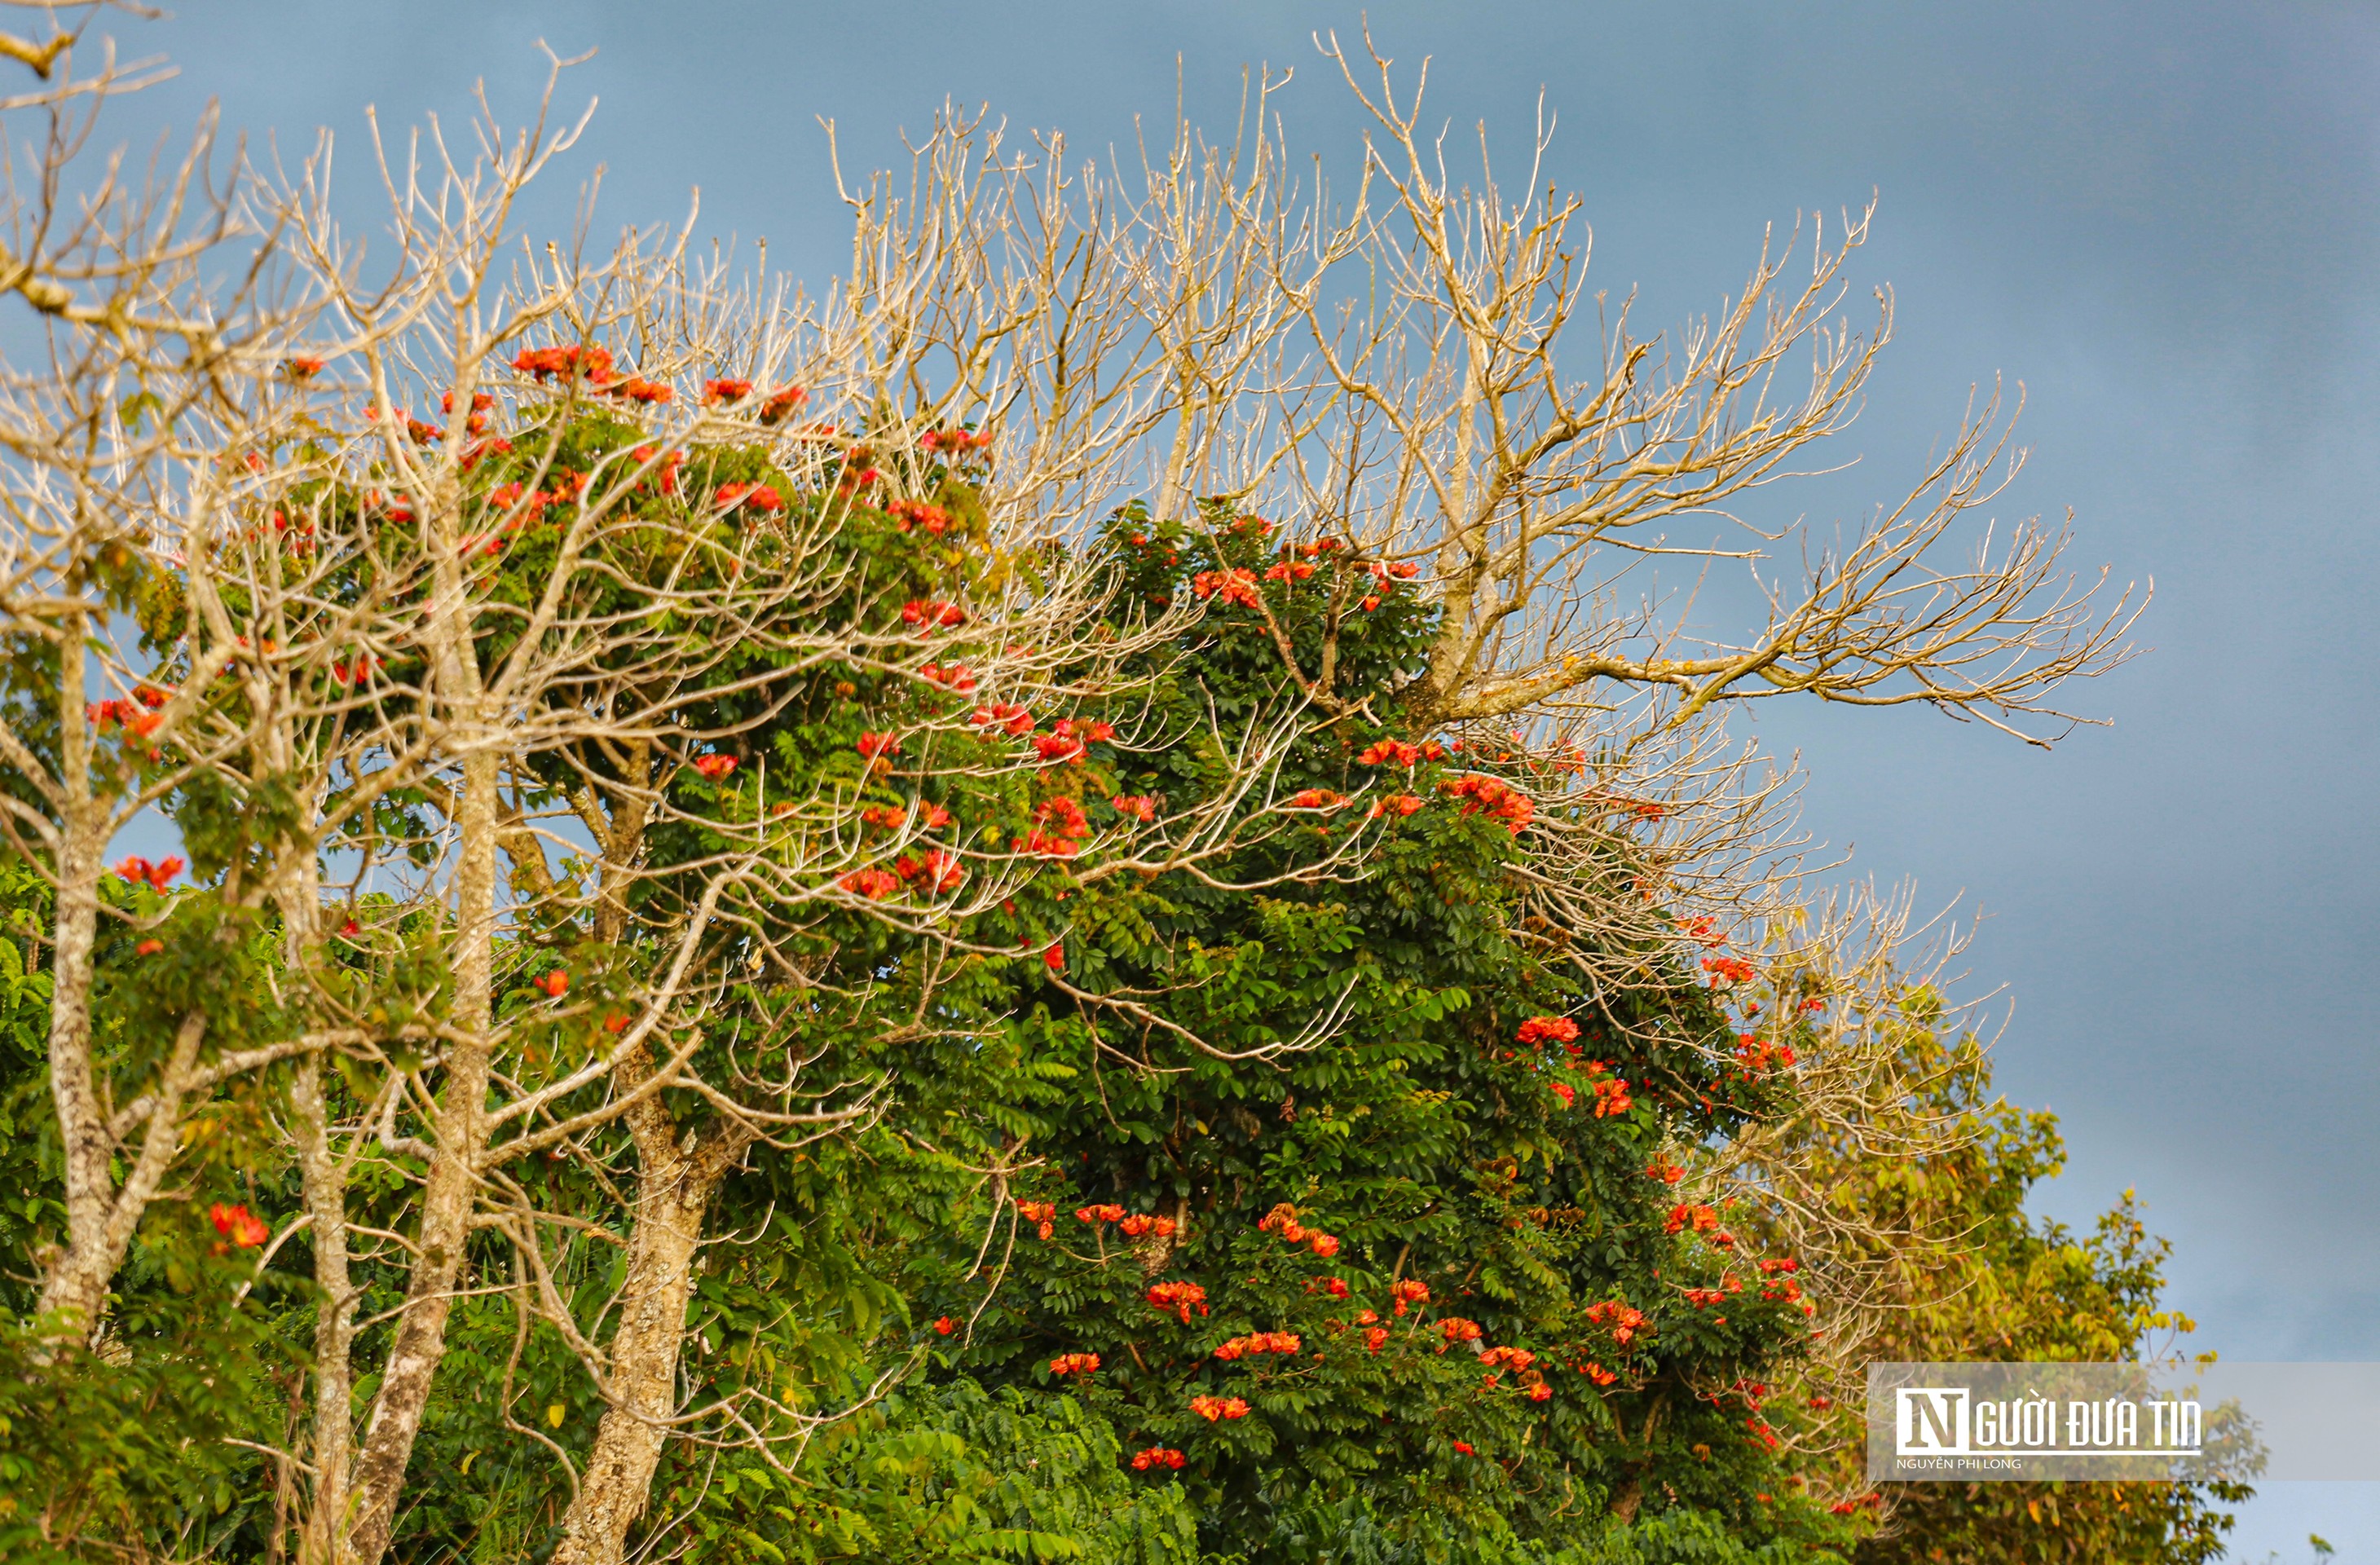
291 1054 356 1565
549 1060 751 1565
341 740 500 1565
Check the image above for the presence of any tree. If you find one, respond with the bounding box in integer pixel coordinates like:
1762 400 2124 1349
0 15 2159 1565
1704 899 2246 1560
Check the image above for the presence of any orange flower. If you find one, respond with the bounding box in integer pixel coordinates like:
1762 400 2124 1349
1109 794 1157 823
856 731 901 760
897 850 967 894
692 754 737 780
1364 1326 1389 1353
1129 1446 1187 1471
1042 944 1065 974
1190 1395 1250 1422
535 969 569 999
209 1201 269 1248
933 1316 957 1335
135 939 164 956
838 868 901 900
901 599 967 631
1188 567 1261 609
1516 1016 1579 1047
1048 1352 1100 1378
703 377 752 403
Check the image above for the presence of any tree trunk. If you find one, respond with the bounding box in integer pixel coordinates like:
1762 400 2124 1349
340 743 500 1565
291 1054 356 1565
550 1077 748 1565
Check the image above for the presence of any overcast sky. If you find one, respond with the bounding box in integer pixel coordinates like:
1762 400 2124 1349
112 4 2380 1556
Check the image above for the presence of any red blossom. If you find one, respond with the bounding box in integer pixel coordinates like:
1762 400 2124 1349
1110 794 1157 822
857 731 901 760
901 599 967 632
535 969 569 999
703 378 753 404
1042 944 1065 974
1188 567 1261 609
692 754 738 781
113 856 184 893
934 1316 957 1335
839 868 901 901
209 1202 270 1248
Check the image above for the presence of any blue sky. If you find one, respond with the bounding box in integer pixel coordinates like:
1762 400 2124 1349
113 3 2380 1556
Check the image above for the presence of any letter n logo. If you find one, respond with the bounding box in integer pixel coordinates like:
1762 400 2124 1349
1896 1387 1969 1454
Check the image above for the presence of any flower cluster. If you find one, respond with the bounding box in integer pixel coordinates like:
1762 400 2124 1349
919 426 991 456
1048 1352 1100 1378
1034 716 1114 764
901 598 967 632
1734 1033 1797 1073
888 498 953 534
1356 738 1424 767
1189 566 1261 609
1129 1446 1187 1471
1075 1203 1127 1225
1257 1205 1340 1258
1190 1395 1251 1422
1020 796 1091 857
1441 774 1534 835
1703 954 1757 985
1147 1281 1207 1321
857 731 901 760
209 1201 269 1248
1364 794 1426 818
838 868 901 901
1212 1331 1301 1360
113 856 183 893
1285 787 1344 810
1665 1202 1721 1237
896 850 967 894
1016 1199 1057 1240
1439 1316 1483 1348
973 702 1035 736
1643 1159 1685 1184
89 698 165 738
1516 1015 1580 1047
918 660 977 692
1120 1213 1178 1238
1583 1299 1649 1346
692 753 737 780
1681 1274 1743 1309
512 344 614 383
1109 794 1157 822
713 481 782 513
1390 1279 1430 1316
